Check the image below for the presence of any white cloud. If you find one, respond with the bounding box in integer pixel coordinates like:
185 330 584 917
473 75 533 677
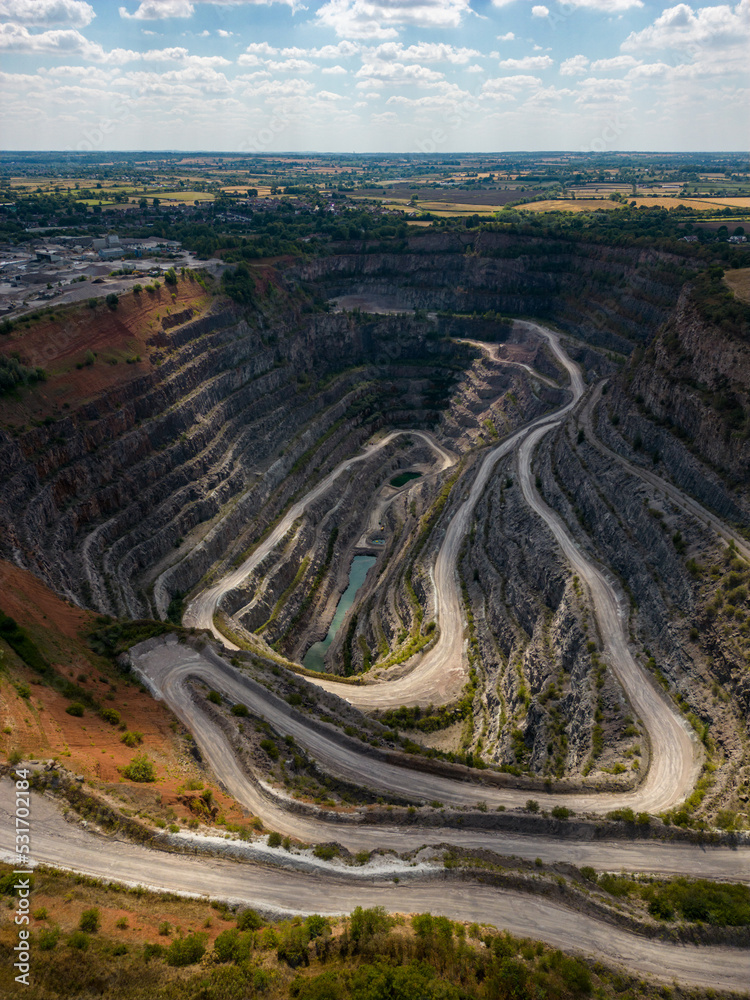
0 22 139 61
466 63 483 72
316 0 472 39
266 58 315 72
482 74 542 97
498 55 553 69
622 0 749 51
357 59 446 87
590 54 639 71
317 89 343 100
532 5 549 17
217 28 233 36
119 1 195 17
321 64 347 74
0 0 95 26
497 31 514 41
564 0 642 10
625 61 672 78
372 41 479 63
244 41 278 55
560 54 589 75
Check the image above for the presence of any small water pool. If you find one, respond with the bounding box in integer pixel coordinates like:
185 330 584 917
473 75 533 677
390 471 422 489
302 555 376 671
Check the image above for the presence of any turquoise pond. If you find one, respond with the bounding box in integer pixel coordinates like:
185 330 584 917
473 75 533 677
302 555 376 672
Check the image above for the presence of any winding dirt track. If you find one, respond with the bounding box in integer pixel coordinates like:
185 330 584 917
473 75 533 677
152 322 700 815
15 323 750 986
182 429 454 651
3 783 748 991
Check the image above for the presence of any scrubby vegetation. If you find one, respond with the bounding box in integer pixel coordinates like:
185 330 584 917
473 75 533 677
0 865 715 1000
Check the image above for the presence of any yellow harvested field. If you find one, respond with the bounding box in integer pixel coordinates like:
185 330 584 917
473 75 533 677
517 196 750 213
156 190 214 202
724 268 750 305
220 185 274 197
350 196 500 216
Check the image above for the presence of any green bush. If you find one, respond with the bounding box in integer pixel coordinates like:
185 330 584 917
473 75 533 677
551 806 573 820
313 844 337 861
99 707 120 725
66 703 85 717
165 932 207 967
106 293 119 309
236 908 263 932
38 927 60 951
121 730 143 748
68 931 89 950
267 831 282 848
230 702 249 717
122 754 156 782
79 908 100 932
207 690 222 705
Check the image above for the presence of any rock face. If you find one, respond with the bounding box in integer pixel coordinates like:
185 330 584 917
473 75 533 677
291 230 696 354
0 292 474 617
625 291 750 487
3 235 749 806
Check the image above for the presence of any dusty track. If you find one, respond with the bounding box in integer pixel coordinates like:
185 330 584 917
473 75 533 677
14 323 750 987
160 323 700 813
2 782 748 991
182 429 455 653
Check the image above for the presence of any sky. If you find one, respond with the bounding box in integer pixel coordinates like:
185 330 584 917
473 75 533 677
0 0 747 153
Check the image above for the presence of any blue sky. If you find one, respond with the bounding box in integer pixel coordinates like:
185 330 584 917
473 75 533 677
0 0 747 152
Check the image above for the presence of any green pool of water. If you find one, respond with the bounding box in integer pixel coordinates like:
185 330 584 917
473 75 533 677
390 471 422 488
302 555 376 671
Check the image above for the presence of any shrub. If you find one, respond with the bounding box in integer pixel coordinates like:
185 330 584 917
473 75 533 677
79 908 100 932
525 799 539 813
207 690 222 705
304 914 328 939
236 908 263 931
39 927 60 951
551 805 573 820
230 702 249 717
106 293 119 309
164 267 178 286
133 283 143 293
99 707 120 725
122 754 156 782
267 831 282 848
68 930 89 950
313 844 337 861
66 703 85 717
606 807 635 823
165 932 207 967
260 738 279 760
121 730 143 748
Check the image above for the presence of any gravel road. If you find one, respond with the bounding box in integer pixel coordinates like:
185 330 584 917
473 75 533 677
2 782 747 992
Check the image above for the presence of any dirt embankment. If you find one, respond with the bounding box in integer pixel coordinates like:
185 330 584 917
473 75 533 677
0 276 212 425
0 559 245 831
